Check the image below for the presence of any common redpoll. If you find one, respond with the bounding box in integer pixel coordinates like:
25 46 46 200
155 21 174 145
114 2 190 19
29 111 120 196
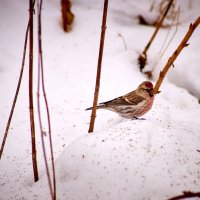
86 81 155 119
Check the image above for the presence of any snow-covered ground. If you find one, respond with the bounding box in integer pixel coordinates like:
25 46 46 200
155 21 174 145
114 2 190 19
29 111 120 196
0 0 200 200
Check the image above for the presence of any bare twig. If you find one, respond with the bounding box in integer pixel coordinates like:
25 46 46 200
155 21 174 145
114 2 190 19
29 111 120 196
29 0 39 182
88 0 109 133
118 33 127 50
153 16 200 94
0 0 39 182
159 6 180 59
146 6 180 79
138 0 174 72
0 23 30 159
168 191 200 200
149 0 156 12
37 0 56 199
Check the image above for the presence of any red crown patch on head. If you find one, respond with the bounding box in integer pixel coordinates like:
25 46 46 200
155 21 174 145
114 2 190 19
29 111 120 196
145 82 153 88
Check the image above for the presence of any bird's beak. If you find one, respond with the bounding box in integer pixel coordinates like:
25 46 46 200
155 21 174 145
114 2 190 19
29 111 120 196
149 89 154 97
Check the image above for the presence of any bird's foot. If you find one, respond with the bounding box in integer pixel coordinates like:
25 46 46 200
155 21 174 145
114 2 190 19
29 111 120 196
131 117 146 120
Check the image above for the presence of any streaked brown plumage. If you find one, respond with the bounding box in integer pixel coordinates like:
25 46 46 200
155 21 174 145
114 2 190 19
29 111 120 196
86 81 155 119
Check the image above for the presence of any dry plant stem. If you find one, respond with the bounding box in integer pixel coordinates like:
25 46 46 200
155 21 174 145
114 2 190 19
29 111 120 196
0 22 30 159
138 0 174 71
29 0 39 182
168 191 200 200
154 16 200 94
37 0 56 199
159 6 180 59
118 33 127 50
88 0 108 133
150 6 180 78
144 0 174 52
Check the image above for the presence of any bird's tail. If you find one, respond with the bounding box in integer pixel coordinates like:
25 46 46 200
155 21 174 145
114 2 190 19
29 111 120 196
85 103 106 111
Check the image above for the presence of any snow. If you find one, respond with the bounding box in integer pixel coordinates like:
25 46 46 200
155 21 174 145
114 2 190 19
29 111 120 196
0 0 200 200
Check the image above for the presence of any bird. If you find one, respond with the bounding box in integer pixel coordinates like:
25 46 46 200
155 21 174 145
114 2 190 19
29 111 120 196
86 81 155 119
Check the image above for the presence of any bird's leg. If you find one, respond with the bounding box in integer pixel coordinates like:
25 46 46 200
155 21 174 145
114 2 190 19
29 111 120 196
139 118 146 120
131 117 146 120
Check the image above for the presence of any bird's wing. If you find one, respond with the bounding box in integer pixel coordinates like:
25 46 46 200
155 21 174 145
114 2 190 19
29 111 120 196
102 95 144 106
126 94 145 105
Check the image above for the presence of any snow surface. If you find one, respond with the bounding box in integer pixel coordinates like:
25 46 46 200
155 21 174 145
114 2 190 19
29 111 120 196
0 0 200 200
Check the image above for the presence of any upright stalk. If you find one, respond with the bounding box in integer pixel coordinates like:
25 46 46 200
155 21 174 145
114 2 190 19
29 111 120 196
138 0 174 71
143 0 174 54
88 0 109 133
29 0 39 182
0 21 30 159
37 0 56 199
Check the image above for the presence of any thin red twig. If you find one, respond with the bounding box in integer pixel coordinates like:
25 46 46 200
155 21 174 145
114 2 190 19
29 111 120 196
29 0 39 182
0 21 30 159
37 0 56 199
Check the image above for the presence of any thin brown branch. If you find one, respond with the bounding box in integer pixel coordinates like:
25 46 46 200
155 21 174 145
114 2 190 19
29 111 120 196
154 16 200 94
118 33 127 50
159 6 180 59
29 0 39 182
88 0 109 133
138 0 174 72
149 0 156 12
168 191 200 200
147 6 180 79
0 22 30 159
144 0 174 52
37 0 56 199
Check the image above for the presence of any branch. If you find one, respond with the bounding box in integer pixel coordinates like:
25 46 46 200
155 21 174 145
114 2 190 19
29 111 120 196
158 6 180 60
0 22 30 159
146 6 180 79
118 33 127 50
138 0 174 72
154 16 200 94
37 0 56 199
168 191 200 200
88 0 109 133
29 0 39 182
